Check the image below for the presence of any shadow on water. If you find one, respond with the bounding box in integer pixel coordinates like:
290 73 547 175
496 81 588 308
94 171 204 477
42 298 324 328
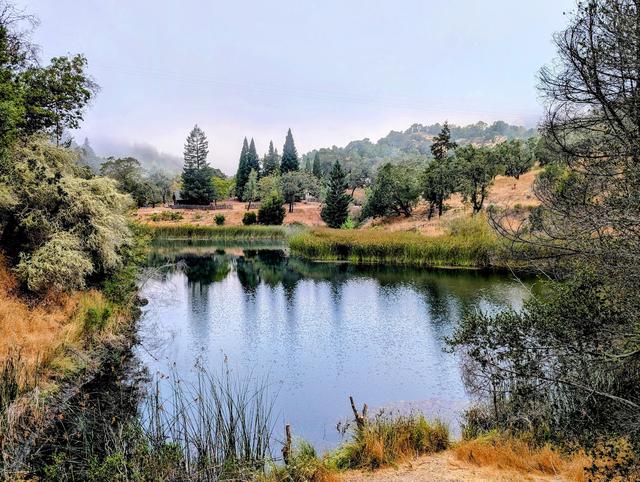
137 239 533 449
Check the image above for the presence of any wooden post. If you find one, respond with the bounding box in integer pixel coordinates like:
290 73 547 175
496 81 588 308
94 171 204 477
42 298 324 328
282 424 292 465
349 395 368 430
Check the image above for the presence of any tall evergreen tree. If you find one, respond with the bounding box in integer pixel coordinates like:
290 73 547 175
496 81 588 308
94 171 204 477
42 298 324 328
430 121 457 160
281 128 299 173
262 141 279 175
181 125 216 204
321 161 351 228
235 137 250 199
247 138 261 176
312 152 322 178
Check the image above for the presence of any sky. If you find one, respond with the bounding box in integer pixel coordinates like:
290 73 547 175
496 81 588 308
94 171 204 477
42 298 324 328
21 0 575 175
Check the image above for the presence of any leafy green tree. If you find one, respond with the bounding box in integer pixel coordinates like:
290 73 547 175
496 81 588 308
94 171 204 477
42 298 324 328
262 140 279 176
280 128 299 173
495 138 535 180
21 55 98 146
258 192 286 225
257 174 281 200
100 156 148 207
148 170 173 205
362 163 421 218
181 125 216 204
455 145 499 214
212 176 234 205
346 163 370 197
235 137 250 199
422 157 457 219
280 170 316 212
430 121 457 160
312 152 323 178
243 169 258 210
321 161 351 228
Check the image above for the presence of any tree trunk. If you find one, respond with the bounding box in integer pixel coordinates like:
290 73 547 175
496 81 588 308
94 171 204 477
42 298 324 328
289 201 294 213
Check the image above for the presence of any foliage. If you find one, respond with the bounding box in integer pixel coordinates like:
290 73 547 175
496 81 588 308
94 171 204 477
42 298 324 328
312 151 322 178
321 161 351 228
180 125 216 205
212 175 234 203
214 214 225 226
247 138 261 176
243 169 259 209
290 218 502 268
148 211 183 222
455 145 500 214
257 174 282 200
361 163 421 218
243 211 257 225
235 137 250 199
262 140 280 176
147 223 287 239
280 170 318 213
430 121 458 160
281 128 299 173
258 192 286 226
495 138 536 179
331 411 449 470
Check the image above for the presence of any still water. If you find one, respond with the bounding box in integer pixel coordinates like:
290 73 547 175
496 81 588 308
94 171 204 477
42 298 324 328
136 239 530 449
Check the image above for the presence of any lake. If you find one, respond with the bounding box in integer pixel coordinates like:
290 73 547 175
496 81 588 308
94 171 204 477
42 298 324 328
136 239 530 449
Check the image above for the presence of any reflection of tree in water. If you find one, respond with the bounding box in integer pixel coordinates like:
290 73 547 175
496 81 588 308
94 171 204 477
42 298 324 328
236 250 302 302
180 254 231 285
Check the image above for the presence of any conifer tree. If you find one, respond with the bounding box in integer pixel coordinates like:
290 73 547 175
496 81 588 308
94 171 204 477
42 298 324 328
181 125 216 204
312 152 322 178
243 169 258 209
321 161 351 228
281 128 299 173
235 137 250 199
247 138 261 176
430 121 457 160
262 140 280 175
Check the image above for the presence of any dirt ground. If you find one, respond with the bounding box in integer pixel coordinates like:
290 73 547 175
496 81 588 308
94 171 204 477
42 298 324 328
342 451 565 482
136 170 539 234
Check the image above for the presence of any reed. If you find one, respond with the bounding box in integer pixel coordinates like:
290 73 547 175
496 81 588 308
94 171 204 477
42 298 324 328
290 217 504 268
148 223 289 240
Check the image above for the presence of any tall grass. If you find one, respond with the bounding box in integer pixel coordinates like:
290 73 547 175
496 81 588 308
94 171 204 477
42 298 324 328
148 223 289 240
290 216 504 268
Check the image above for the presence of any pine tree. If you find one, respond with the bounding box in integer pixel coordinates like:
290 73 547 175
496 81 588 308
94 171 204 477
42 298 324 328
281 128 299 173
262 141 279 176
235 137 250 199
312 152 322 178
247 138 261 176
430 121 457 160
321 161 351 228
181 125 216 204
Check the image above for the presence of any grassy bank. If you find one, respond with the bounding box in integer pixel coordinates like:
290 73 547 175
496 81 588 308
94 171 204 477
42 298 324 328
146 223 292 240
290 217 506 268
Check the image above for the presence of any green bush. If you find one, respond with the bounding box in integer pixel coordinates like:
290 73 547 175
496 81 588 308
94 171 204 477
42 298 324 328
257 193 286 225
341 217 356 230
243 211 257 225
214 214 225 225
149 211 183 222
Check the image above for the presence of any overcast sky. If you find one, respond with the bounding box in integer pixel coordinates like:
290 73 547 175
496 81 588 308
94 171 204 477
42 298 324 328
22 0 574 174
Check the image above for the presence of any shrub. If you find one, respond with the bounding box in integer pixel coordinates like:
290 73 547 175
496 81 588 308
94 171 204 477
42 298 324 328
243 211 257 225
214 214 225 226
340 217 356 230
258 193 286 225
263 440 340 482
16 232 94 292
149 211 183 222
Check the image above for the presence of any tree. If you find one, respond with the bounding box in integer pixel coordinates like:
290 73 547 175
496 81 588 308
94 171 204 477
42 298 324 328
262 140 279 176
321 161 351 228
257 174 281 200
346 163 370 197
21 55 98 145
362 163 421 218
148 170 173 205
430 121 457 160
495 138 535 180
243 169 258 210
312 152 323 178
235 137 250 199
181 125 216 204
422 157 457 219
280 170 315 212
247 138 261 177
258 192 286 225
100 157 148 206
455 145 499 214
212 176 234 205
281 128 299 173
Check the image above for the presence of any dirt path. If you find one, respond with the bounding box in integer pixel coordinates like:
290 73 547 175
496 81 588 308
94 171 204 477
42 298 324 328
342 451 564 482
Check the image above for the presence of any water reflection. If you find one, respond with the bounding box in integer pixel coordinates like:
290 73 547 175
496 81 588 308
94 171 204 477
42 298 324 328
137 240 531 449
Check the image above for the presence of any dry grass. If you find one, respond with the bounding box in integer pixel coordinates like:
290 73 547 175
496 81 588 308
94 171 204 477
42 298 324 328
0 254 114 386
453 433 590 481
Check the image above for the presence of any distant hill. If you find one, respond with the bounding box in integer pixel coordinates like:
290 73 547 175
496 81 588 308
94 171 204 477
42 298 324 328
302 121 537 175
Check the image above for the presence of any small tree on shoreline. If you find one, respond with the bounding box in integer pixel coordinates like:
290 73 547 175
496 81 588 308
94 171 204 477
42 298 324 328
321 161 351 228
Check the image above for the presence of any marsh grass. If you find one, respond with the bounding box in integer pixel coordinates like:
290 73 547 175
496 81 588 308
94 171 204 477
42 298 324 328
331 411 450 470
149 223 289 240
290 216 504 268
